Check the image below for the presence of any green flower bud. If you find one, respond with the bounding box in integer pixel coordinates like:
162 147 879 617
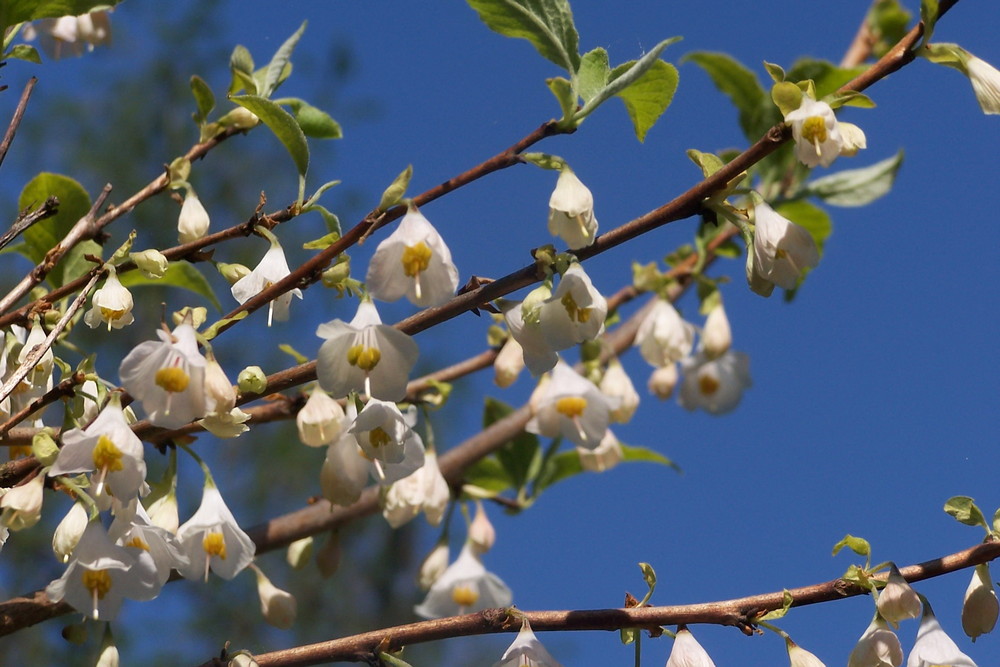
238 366 268 395
31 429 59 466
130 249 169 279
218 262 252 286
320 256 351 288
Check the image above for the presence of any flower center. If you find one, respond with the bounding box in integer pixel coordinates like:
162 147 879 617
126 536 151 551
369 427 391 449
203 531 227 559
555 396 587 418
92 435 124 473
347 344 381 371
82 568 112 599
561 292 592 323
155 366 190 393
451 584 479 607
100 306 127 322
401 242 432 277
698 374 720 396
801 116 828 148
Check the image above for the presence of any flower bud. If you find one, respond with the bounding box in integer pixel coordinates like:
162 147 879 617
96 625 119 667
321 257 351 288
130 249 169 279
145 488 179 534
647 364 678 400
228 652 259 667
296 387 346 447
52 501 88 563
178 191 210 244
253 567 297 630
204 355 237 415
877 564 921 627
468 500 496 554
493 336 524 388
218 262 252 286
237 366 268 395
701 303 732 359
418 540 449 590
220 106 261 129
286 536 314 570
962 563 999 640
0 474 45 531
599 358 639 423
578 430 624 473
31 429 60 466
786 638 825 667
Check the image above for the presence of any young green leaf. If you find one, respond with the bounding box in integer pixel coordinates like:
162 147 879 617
944 496 987 527
261 21 307 99
800 151 903 207
276 98 343 139
758 590 794 621
230 94 309 177
466 0 581 74
6 43 40 63
832 534 871 558
229 44 256 95
684 51 771 140
578 47 610 103
17 172 91 286
919 0 939 48
378 165 413 212
190 75 215 125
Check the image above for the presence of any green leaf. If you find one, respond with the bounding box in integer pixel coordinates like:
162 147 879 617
307 205 341 235
771 81 803 117
278 343 308 365
763 61 785 83
230 94 309 177
201 311 249 341
684 51 774 140
832 534 871 558
758 590 794 621
993 508 1000 535
825 90 876 109
261 21 306 99
785 58 867 99
463 456 514 493
190 75 215 125
868 0 912 59
800 151 903 207
17 172 91 287
229 44 256 95
275 98 342 139
944 496 987 527
546 76 576 122
378 165 413 212
639 562 657 592
302 231 341 250
686 149 725 178
60 240 102 286
0 0 124 37
483 397 540 491
577 47 610 103
775 200 831 258
621 444 680 470
119 260 221 311
919 0 939 47
466 0 581 73
7 43 40 63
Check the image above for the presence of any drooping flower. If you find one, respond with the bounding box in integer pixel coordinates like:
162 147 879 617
349 399 425 481
320 408 371 506
492 619 563 667
53 501 90 563
599 357 639 423
178 190 210 244
119 322 208 428
21 10 112 60
175 483 255 581
0 473 45 531
962 563 999 641
252 565 297 630
230 234 303 326
785 638 826 667
701 302 732 360
503 290 559 376
526 361 615 450
84 267 134 330
109 500 188 591
316 299 418 400
296 386 346 447
49 396 146 500
366 204 459 307
414 542 513 619
494 335 525 388
381 448 449 528
199 354 250 438
966 55 1000 115
418 540 450 591
538 263 607 350
130 249 169 279
750 201 820 295
468 499 496 554
548 168 598 249
847 616 903 667
784 98 845 168
678 350 751 415
577 429 625 473
648 363 679 400
877 564 921 628
907 601 978 667
634 300 696 368
666 627 717 667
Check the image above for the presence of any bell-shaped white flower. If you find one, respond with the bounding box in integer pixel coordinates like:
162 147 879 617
751 201 820 294
494 335 525 388
316 299 418 400
538 263 607 350
231 235 303 326
418 540 450 591
877 564 921 628
678 350 751 415
966 55 1000 115
526 361 615 450
175 482 255 581
45 520 158 621
786 638 826 667
784 98 845 168
666 627 716 667
18 318 54 391
635 300 695 367
599 357 639 423
382 447 449 528
109 500 188 591
84 267 134 330
907 601 978 667
414 542 513 618
548 168 598 249
251 565 297 630
577 429 625 473
503 291 559 376
366 204 459 307
493 619 563 667
199 356 250 438
847 616 903 667
0 473 45 531
468 499 496 554
321 422 371 507
648 363 679 400
296 387 346 447
178 190 210 244
701 303 732 360
130 249 169 279
22 10 112 59
50 396 146 500
350 398 425 481
838 122 868 157
118 322 208 428
53 501 90 563
962 563 998 641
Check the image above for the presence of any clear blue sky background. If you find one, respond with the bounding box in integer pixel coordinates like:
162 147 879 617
1 1 998 665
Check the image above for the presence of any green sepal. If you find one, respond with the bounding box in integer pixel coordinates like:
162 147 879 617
758 590 794 621
466 0 581 74
168 157 191 187
944 496 987 528
546 76 576 125
278 343 308 365
230 94 309 178
260 21 306 99
771 81 802 117
378 165 413 212
825 90 876 109
799 151 903 207
620 627 638 645
763 61 785 83
520 152 567 171
107 230 136 265
190 75 215 125
919 0 939 49
302 231 341 251
6 43 40 64
577 47 610 103
201 311 249 341
832 534 871 558
273 98 342 139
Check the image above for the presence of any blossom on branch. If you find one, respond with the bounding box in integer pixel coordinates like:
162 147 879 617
231 233 303 326
962 563 999 641
178 190 210 244
84 267 134 330
548 168 598 249
175 483 255 582
539 262 607 350
877 564 921 628
847 616 903 667
784 98 844 168
666 627 717 667
907 601 978 667
492 619 563 667
381 447 448 528
414 542 512 618
21 11 112 60
750 201 820 295
678 349 751 415
526 360 615 450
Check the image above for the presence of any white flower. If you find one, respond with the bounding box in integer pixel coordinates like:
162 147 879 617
786 639 826 667
350 399 425 481
316 300 418 400
578 429 625 473
666 627 716 667
548 168 598 249
414 543 513 618
503 292 559 376
18 319 53 391
109 501 188 591
962 563 998 640
493 619 563 667
648 364 679 400
53 501 89 563
0 474 45 531
178 191 210 243
199 357 250 438
966 55 1000 115
252 566 297 630
175 483 255 581
231 236 303 326
228 653 259 667
51 397 146 499
468 499 496 554
118 322 208 428
22 11 112 59
701 303 732 360
296 387 346 447
366 204 459 307
382 448 449 528
538 263 607 350
635 300 696 367
494 336 525 388
84 268 134 330
45 520 158 621
526 361 615 450
418 541 450 591
877 564 921 627
848 617 903 667
599 357 639 423
751 201 820 295
784 98 844 168
678 350 751 415
839 122 868 156
907 602 978 667
320 432 371 507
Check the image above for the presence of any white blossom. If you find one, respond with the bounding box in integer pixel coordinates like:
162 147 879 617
381 448 449 528
296 387 346 447
526 361 615 450
599 357 639 423
0 473 45 531
635 300 695 367
252 566 297 630
966 55 1000 115
784 98 844 168
178 191 210 244
666 627 716 667
962 563 998 640
503 292 559 376
848 617 903 667
538 263 607 350
231 236 303 326
468 499 496 554
751 201 820 295
648 363 679 400
175 483 255 581
350 399 425 481
418 541 450 591
22 11 112 59
548 168 598 249
578 429 625 473
786 639 826 667
414 543 512 618
84 268 134 330
907 602 978 667
53 501 89 563
678 350 751 415
877 564 921 627
492 619 563 667
701 302 732 360
494 336 525 388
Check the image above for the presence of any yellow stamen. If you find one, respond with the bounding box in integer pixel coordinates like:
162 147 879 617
99 307 126 323
92 435 124 474
347 345 381 371
8 445 30 460
126 536 151 551
560 292 592 323
801 116 827 155
555 396 587 418
698 374 720 396
155 366 190 393
369 427 391 449
82 568 112 599
451 585 479 607
203 531 227 560
401 242 432 278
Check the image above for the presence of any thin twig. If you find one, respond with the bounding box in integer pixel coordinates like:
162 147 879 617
0 196 59 252
0 77 37 169
0 371 86 438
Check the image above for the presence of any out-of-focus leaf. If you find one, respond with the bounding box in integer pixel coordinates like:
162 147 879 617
0 0 124 36
190 75 215 124
17 172 91 287
775 200 831 257
466 0 580 73
800 151 903 207
230 94 309 177
277 98 342 139
119 260 221 310
577 47 610 103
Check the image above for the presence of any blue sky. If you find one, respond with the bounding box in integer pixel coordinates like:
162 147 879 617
2 1 999 665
